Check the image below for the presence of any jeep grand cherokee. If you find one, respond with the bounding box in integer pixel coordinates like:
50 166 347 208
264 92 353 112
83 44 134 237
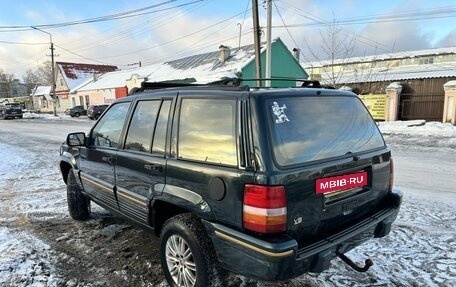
59 83 402 287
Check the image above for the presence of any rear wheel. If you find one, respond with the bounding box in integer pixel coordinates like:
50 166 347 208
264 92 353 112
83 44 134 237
74 112 80 117
67 169 91 220
160 213 225 287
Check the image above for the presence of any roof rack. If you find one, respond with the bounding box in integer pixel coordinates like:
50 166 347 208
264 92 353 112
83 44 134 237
238 78 334 89
127 78 247 95
128 78 335 96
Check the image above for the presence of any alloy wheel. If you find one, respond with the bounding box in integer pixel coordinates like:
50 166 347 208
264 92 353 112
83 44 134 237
165 234 197 287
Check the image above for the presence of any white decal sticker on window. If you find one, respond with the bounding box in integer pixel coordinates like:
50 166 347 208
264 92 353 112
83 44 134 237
272 101 290 123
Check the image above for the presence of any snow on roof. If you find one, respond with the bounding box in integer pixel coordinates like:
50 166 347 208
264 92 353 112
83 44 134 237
74 39 293 92
334 63 456 84
56 62 118 90
31 85 51 96
142 41 271 84
76 42 261 92
303 46 456 68
164 42 256 72
76 63 163 92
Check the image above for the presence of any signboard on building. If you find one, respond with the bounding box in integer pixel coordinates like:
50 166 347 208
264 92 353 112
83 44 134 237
358 94 386 120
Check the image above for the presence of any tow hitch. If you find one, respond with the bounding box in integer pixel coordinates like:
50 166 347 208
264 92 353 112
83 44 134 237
336 251 373 272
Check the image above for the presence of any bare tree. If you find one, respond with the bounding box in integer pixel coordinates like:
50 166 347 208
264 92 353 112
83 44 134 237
0 69 14 99
304 20 358 86
21 61 53 95
34 61 53 85
22 69 41 95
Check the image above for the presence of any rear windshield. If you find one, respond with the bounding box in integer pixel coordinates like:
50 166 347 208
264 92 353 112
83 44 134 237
266 96 385 166
6 103 20 108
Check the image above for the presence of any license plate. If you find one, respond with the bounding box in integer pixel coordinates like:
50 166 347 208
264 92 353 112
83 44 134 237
316 171 368 195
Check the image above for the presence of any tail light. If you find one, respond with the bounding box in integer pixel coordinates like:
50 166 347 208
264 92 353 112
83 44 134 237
243 184 287 233
389 158 394 192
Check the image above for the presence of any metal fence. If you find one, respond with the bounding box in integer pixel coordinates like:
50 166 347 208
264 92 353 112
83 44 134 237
400 94 444 122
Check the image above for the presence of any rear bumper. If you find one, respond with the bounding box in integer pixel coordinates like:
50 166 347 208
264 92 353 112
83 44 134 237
203 190 402 281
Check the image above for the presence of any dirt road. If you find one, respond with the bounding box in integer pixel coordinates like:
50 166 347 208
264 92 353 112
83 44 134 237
0 118 455 287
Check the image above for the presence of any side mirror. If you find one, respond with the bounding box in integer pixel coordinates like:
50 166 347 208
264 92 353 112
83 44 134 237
67 132 86 146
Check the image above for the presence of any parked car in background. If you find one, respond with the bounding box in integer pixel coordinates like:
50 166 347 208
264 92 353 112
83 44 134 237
65 105 87 117
0 102 23 120
87 104 109 120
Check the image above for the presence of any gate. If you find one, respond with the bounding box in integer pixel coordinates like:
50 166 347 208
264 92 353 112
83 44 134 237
400 93 444 122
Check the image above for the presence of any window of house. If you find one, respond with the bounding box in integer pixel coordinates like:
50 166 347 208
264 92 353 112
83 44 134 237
178 98 237 166
90 102 130 148
125 101 161 152
418 57 434 65
85 95 90 108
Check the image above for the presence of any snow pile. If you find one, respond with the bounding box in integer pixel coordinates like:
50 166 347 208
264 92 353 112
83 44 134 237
0 119 455 286
0 143 30 181
22 112 70 120
379 120 456 149
0 227 63 287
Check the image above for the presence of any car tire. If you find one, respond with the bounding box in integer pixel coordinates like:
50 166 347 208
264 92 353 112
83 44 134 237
160 213 225 287
74 112 80 118
67 169 91 220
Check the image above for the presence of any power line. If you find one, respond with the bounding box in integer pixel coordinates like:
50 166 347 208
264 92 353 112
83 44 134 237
0 40 48 45
0 0 205 32
90 10 247 60
53 44 114 66
60 1 211 53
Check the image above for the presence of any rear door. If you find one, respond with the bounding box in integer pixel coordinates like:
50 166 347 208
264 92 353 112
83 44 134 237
115 98 173 225
79 102 131 210
259 94 390 241
165 93 254 227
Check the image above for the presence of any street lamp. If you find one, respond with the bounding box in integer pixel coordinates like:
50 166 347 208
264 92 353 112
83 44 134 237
31 26 57 116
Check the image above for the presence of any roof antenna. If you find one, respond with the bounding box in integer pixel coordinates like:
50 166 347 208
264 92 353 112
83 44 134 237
237 22 242 51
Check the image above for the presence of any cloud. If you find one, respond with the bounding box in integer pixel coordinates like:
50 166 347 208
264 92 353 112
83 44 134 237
436 30 456 47
2 0 456 79
357 20 433 55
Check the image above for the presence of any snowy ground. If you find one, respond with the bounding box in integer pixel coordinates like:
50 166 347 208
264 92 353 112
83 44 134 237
0 117 455 287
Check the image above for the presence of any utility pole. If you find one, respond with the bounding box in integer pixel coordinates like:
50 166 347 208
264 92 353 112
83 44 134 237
265 0 272 87
252 0 262 87
32 26 57 116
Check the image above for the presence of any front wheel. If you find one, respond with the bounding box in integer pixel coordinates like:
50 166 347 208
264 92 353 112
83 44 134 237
74 112 80 117
160 213 224 287
67 169 91 220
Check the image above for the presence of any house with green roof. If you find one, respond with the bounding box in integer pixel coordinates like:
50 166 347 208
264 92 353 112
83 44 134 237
72 38 308 106
162 37 308 87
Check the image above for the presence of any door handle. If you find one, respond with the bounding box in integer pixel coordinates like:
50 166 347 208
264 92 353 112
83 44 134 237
144 164 163 172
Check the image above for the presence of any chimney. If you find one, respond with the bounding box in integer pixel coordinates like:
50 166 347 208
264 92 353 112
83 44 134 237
293 48 301 62
219 45 231 63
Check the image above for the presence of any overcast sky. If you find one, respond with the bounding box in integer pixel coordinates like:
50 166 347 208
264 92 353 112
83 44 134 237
1 0 455 78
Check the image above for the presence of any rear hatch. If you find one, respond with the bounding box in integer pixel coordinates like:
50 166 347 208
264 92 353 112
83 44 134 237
5 103 22 115
260 92 391 243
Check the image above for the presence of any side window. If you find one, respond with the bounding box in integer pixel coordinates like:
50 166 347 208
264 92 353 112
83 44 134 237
178 98 237 166
90 102 130 148
125 100 161 152
152 100 171 155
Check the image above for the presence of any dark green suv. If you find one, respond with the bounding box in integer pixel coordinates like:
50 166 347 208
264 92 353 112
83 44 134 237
59 83 402 286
